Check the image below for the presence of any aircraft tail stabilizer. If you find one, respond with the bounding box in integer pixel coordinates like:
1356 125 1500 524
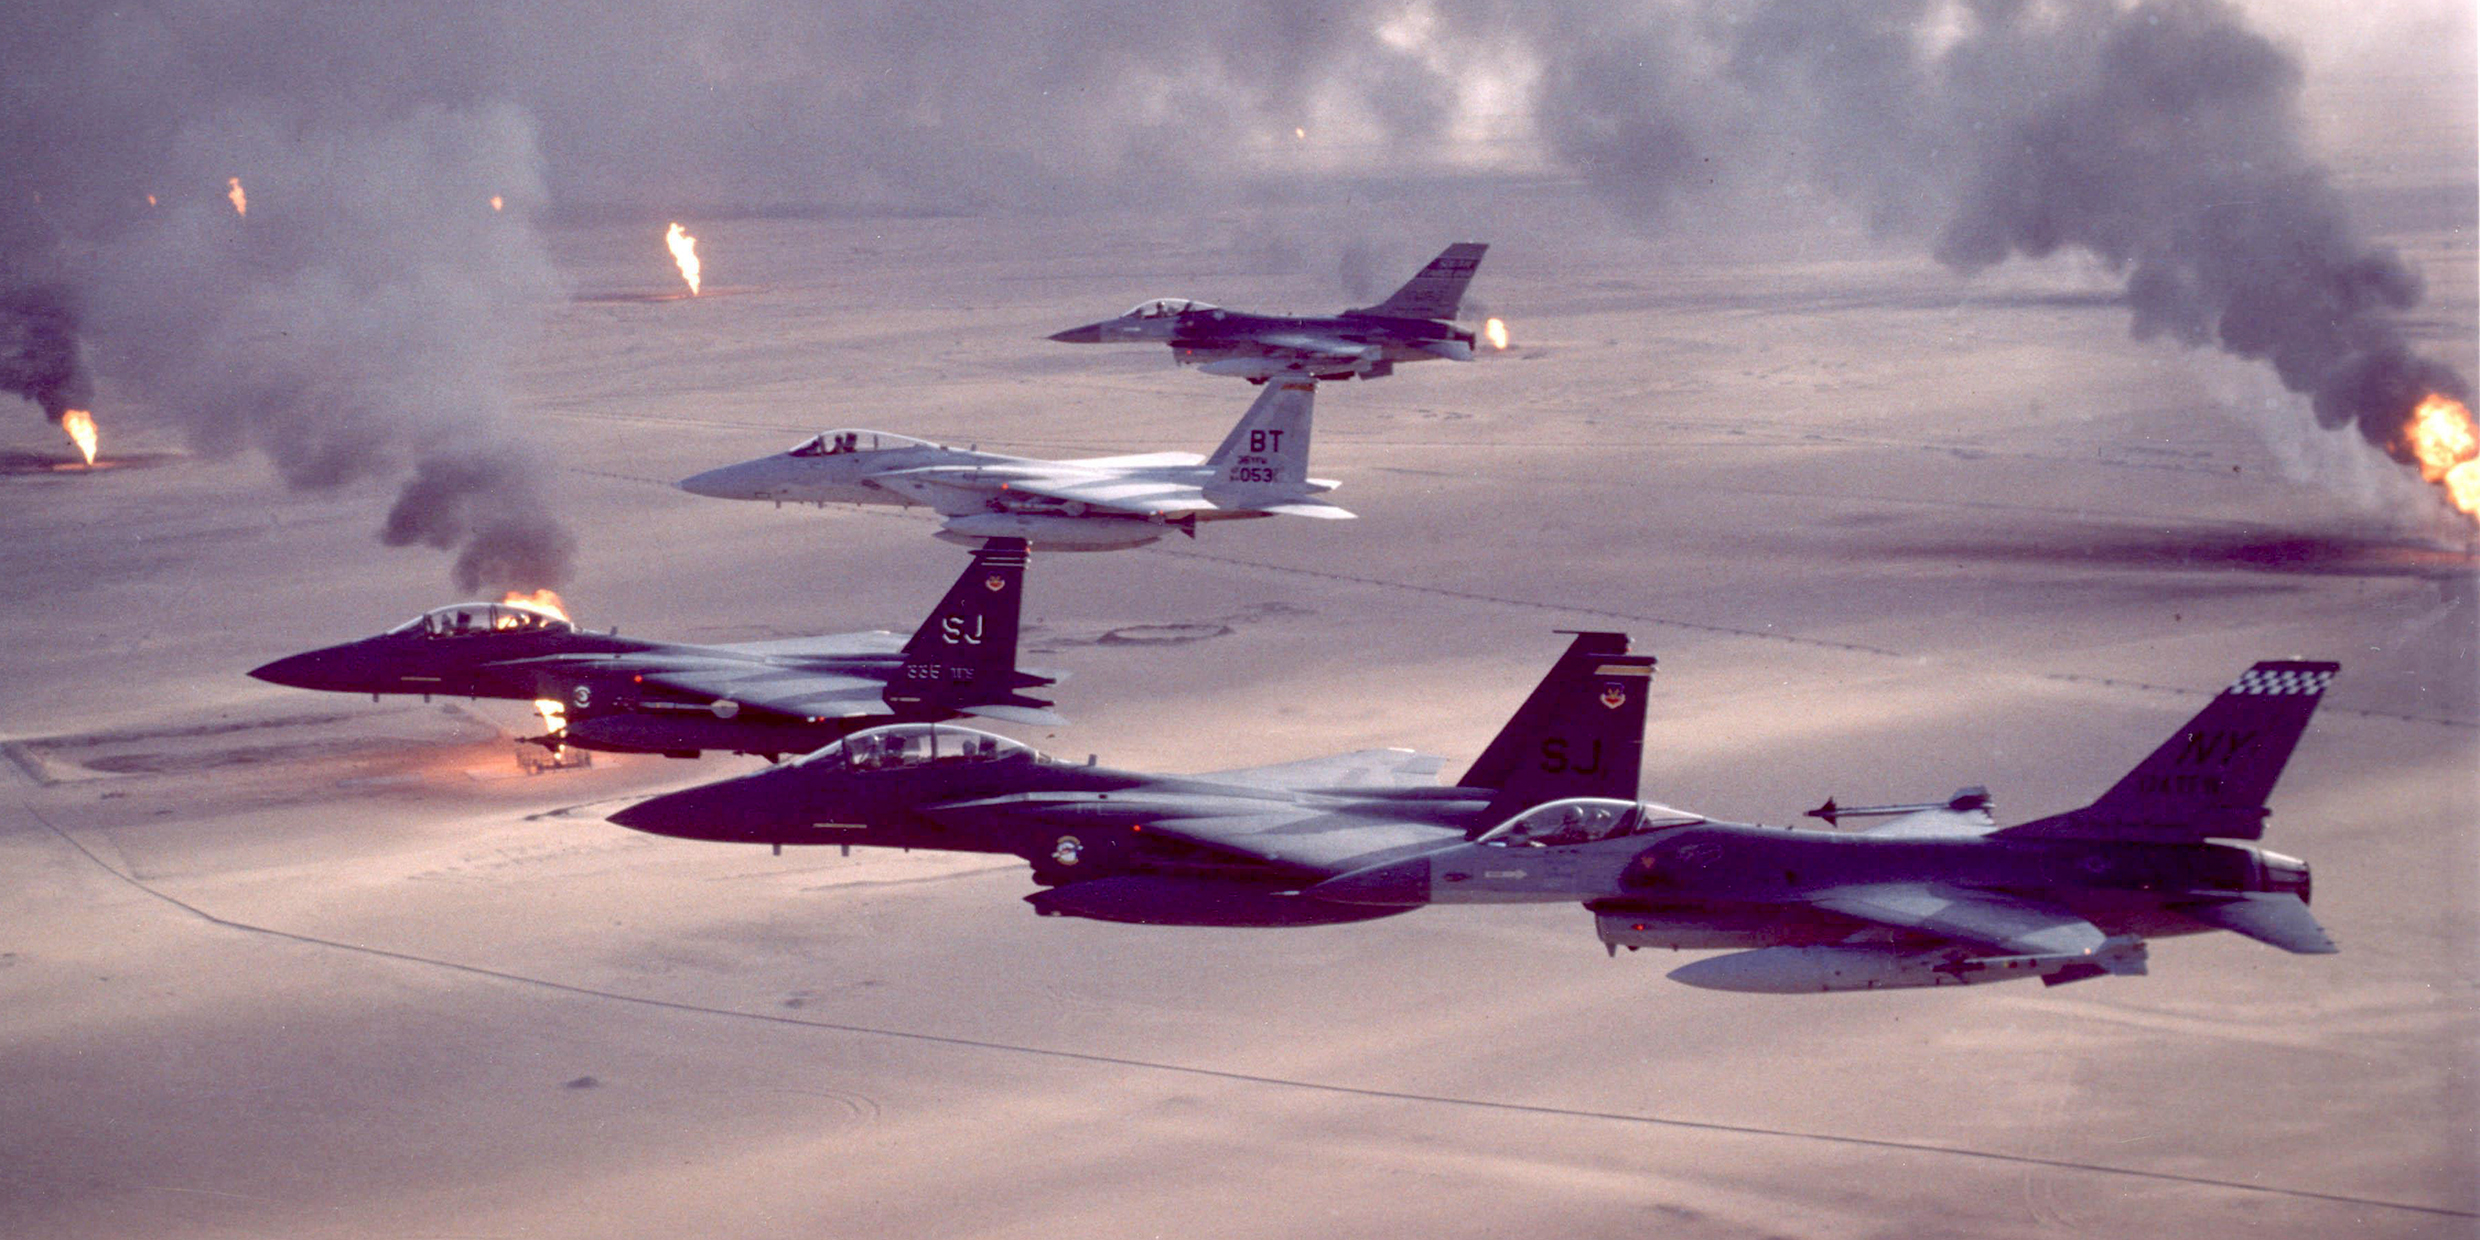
2173 892 2339 954
1204 381 1317 489
1198 490 1354 519
1458 632 1655 829
1999 660 2337 843
888 538 1055 714
1351 242 1488 320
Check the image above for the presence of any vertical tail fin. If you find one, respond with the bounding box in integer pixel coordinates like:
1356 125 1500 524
1349 242 1489 320
887 538 1054 715
1458 632 1655 828
1204 381 1316 489
2000 660 2338 842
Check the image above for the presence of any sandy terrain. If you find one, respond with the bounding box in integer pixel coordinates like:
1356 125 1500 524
3 131 2474 1238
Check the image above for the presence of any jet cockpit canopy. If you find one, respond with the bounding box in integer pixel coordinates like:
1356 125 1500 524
796 723 1043 771
388 602 575 638
1476 798 1705 848
788 430 940 458
1123 298 1217 320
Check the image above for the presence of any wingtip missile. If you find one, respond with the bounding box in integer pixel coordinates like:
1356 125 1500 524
1806 786 1992 826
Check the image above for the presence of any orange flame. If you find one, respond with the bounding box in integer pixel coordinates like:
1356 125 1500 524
226 176 247 217
533 697 569 734
665 221 701 295
499 588 571 624
60 409 97 466
145 193 158 207
489 194 504 213
2404 394 2480 519
1483 317 1509 351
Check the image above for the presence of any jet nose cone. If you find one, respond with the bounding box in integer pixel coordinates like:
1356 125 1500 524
608 787 711 838
609 772 803 843
1307 856 1431 907
678 465 758 500
249 650 342 691
1047 323 1106 344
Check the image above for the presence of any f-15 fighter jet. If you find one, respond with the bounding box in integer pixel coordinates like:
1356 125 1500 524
1047 243 1489 383
248 540 1057 760
1311 661 2342 993
677 381 1346 551
608 633 1657 926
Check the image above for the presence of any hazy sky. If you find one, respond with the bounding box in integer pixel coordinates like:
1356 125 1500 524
3 0 2471 589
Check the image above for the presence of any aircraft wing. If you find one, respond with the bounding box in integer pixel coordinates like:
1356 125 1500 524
1806 883 2108 957
862 466 1006 512
1138 807 1471 876
1858 804 1998 839
855 463 1206 517
926 783 1468 877
1197 485 1355 519
988 471 1218 516
1254 332 1379 362
631 661 895 720
1070 452 1207 470
1200 747 1448 791
709 631 906 658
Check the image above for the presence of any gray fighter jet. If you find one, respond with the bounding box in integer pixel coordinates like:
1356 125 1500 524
607 632 1657 925
1311 661 2342 992
1046 243 1489 383
677 381 1346 551
248 540 1057 760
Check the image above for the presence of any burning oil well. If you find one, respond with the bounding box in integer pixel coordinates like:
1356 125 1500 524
665 222 701 296
0 283 100 466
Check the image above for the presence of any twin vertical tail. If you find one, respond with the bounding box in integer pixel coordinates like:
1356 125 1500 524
2000 660 2339 842
1457 631 1656 828
1204 381 1316 488
887 538 1058 721
1201 381 1350 517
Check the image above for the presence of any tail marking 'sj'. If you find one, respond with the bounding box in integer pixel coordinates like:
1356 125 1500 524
887 538 1054 715
1459 631 1655 829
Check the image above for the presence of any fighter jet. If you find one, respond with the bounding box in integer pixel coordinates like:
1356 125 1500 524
607 632 1657 925
1046 243 1490 383
1310 661 2342 993
247 540 1057 760
677 381 1347 551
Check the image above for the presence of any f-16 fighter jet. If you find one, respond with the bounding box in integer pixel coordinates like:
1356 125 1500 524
677 381 1346 551
1047 242 1489 383
248 540 1057 760
1311 661 2342 993
608 633 1657 926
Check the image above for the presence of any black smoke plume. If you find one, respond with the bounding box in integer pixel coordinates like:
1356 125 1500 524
1923 0 2471 458
0 283 91 424
4 15 569 594
1540 0 2470 475
384 449 577 593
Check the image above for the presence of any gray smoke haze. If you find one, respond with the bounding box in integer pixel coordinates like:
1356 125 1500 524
3 0 2469 578
4 9 572 591
1528 0 2471 467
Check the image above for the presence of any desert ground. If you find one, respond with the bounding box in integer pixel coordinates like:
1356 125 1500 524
4 108 2476 1240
